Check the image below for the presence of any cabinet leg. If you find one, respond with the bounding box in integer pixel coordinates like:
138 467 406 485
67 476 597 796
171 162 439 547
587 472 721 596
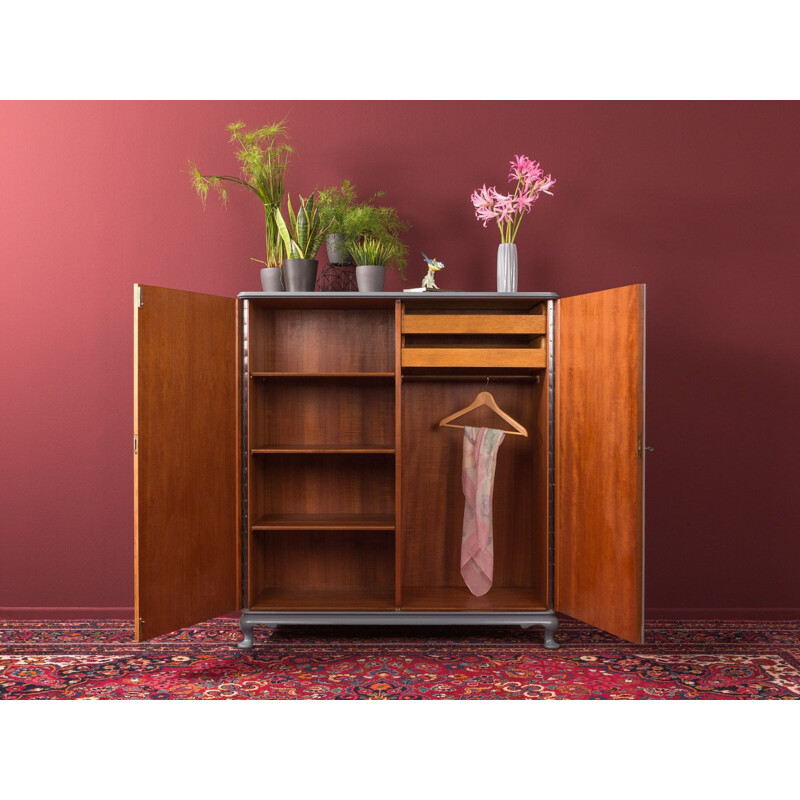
237 617 255 650
542 617 560 650
520 617 560 649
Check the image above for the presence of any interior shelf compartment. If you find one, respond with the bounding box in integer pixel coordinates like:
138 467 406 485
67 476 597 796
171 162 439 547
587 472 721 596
249 375 395 449
247 306 395 374
400 586 547 611
249 453 395 520
249 530 395 611
252 513 396 531
400 376 549 608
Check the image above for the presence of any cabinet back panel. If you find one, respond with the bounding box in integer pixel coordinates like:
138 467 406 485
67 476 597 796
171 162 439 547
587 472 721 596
252 531 394 590
250 378 394 448
249 308 394 373
251 454 395 517
401 379 547 591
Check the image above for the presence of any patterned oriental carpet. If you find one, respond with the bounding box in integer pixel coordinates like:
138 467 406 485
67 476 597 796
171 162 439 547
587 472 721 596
1 618 799 700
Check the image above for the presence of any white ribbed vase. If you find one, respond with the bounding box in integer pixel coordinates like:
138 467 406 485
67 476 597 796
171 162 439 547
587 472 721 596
497 243 518 292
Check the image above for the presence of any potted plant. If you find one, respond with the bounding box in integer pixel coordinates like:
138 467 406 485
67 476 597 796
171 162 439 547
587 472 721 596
274 193 331 291
349 235 404 292
317 180 411 278
189 120 292 292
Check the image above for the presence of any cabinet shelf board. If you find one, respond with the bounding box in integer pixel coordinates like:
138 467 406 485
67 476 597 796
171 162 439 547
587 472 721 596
252 587 396 611
251 371 395 379
401 586 547 611
251 445 395 455
252 513 396 531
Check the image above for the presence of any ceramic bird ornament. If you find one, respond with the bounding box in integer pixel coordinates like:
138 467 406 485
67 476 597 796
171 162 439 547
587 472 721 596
403 252 445 292
422 253 446 291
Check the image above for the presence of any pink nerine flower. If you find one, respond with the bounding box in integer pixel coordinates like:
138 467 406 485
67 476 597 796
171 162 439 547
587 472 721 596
509 154 544 187
471 184 499 227
492 191 515 224
538 175 556 195
472 155 555 243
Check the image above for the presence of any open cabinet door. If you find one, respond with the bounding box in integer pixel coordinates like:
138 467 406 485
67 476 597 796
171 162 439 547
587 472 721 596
134 285 239 641
555 284 645 642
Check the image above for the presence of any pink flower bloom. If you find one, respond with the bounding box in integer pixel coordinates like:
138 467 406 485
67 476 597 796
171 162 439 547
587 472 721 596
492 191 515 224
538 175 556 195
513 190 536 214
471 184 499 226
509 154 544 186
472 156 555 239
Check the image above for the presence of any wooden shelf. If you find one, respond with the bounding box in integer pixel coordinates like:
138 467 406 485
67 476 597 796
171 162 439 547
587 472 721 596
252 513 396 531
251 372 395 379
251 445 395 455
400 587 547 611
252 586 396 611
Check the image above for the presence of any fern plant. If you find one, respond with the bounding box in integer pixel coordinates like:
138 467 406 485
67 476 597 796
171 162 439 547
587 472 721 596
316 180 410 278
275 193 332 260
189 119 292 268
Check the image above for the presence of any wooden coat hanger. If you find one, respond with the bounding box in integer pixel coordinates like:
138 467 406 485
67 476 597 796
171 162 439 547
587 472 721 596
438 389 528 437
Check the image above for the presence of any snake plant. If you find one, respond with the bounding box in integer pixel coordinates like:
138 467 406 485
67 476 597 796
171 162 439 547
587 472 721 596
275 193 331 260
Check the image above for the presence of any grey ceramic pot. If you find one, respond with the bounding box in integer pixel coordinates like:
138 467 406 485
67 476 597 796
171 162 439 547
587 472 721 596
260 267 285 292
282 259 319 292
355 264 386 292
325 233 353 266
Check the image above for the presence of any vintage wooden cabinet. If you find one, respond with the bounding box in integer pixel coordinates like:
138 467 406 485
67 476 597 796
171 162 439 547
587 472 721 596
133 284 645 648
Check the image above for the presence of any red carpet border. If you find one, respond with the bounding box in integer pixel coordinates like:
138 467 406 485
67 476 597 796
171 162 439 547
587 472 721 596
1 619 799 699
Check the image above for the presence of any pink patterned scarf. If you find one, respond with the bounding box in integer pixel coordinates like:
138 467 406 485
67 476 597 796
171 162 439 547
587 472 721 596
460 426 506 596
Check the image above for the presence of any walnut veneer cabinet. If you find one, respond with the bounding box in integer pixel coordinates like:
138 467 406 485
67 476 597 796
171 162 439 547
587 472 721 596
133 284 646 648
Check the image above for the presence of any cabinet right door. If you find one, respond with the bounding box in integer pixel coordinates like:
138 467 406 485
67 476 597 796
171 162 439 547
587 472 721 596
555 284 645 642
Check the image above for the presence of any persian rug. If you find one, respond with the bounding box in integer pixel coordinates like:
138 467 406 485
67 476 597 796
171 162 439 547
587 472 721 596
1 618 798 699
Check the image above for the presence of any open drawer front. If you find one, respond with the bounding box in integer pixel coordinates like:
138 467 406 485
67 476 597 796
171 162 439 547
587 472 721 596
401 308 547 369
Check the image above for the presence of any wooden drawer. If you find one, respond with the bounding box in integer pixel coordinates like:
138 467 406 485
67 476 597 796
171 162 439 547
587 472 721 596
402 313 545 335
401 348 546 369
401 311 546 369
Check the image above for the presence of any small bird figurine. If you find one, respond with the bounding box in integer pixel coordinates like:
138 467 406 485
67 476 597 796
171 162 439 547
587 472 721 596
420 252 444 291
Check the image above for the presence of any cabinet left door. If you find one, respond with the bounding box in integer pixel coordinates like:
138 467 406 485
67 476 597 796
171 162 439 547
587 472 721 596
134 285 239 641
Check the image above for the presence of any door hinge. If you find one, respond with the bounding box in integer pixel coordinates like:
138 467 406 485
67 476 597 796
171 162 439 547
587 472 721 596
137 286 143 308
139 617 145 627
134 435 138 455
637 436 654 459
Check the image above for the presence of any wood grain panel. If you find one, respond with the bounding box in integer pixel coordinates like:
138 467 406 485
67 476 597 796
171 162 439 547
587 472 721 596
402 587 547 611
252 531 395 607
250 308 394 373
402 348 545 369
250 377 394 448
134 285 237 641
555 284 645 643
401 378 547 602
403 314 546 335
251 453 395 518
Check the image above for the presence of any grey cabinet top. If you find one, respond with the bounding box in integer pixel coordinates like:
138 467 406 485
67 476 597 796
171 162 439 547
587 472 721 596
238 291 559 300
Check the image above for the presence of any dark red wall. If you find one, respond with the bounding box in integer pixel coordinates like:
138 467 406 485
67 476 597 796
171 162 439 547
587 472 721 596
1 101 798 617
